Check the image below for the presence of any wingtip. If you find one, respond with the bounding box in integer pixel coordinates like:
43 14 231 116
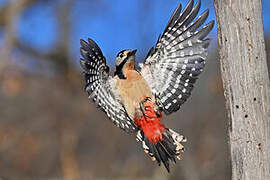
80 39 89 48
187 0 194 8
87 38 94 44
208 20 215 30
196 0 201 9
80 47 88 58
176 3 182 12
210 19 215 26
205 8 210 16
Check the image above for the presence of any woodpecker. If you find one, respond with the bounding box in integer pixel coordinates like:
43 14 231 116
80 0 213 172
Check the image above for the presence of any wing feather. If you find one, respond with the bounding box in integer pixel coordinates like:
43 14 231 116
140 0 214 115
80 39 137 132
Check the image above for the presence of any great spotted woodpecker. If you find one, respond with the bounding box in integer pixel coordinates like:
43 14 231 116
80 0 213 172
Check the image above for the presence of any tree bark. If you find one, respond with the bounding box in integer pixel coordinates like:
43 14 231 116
213 0 270 179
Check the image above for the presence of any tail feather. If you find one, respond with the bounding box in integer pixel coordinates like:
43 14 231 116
137 128 187 172
156 141 171 172
135 98 186 172
160 137 177 163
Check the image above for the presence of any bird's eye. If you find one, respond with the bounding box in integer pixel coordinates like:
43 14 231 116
119 54 124 58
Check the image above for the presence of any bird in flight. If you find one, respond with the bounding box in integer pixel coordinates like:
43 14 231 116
79 0 213 172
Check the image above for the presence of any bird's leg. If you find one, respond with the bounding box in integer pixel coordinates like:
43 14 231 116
139 97 152 117
155 93 163 111
154 94 163 117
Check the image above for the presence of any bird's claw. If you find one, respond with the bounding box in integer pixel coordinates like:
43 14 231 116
140 97 152 117
155 93 163 111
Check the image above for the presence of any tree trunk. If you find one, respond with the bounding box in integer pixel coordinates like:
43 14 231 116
213 0 270 179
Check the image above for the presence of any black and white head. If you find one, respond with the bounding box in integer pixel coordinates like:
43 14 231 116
114 49 137 78
116 49 137 67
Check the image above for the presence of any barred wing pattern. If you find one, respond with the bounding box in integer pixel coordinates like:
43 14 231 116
80 39 137 133
140 0 214 115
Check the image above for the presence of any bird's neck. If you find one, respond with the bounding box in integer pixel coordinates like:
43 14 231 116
122 61 135 77
115 60 135 79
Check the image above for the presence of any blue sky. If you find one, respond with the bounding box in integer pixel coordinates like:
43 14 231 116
1 0 270 65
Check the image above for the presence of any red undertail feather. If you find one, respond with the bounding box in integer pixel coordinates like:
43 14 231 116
135 99 187 172
134 105 165 144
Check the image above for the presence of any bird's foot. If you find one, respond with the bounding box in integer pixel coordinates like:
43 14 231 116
139 97 152 117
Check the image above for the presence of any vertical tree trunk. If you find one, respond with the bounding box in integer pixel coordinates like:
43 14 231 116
213 0 270 179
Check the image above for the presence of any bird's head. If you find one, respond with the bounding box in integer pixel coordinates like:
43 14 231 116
116 49 137 69
114 49 137 78
114 49 137 79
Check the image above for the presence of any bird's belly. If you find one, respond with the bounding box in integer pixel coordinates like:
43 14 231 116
116 77 153 119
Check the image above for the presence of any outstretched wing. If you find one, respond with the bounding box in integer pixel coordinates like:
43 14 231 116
140 0 214 115
80 38 137 133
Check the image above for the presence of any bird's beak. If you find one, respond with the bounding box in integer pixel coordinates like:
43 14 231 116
128 49 137 56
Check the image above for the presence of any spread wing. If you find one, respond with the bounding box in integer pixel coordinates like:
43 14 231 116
140 0 214 115
80 38 137 133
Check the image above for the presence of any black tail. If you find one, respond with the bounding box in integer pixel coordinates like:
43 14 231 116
136 128 187 172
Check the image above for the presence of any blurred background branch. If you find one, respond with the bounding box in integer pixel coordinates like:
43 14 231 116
0 0 34 72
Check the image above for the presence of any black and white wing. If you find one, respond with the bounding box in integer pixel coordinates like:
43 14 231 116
80 38 137 133
140 0 214 115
